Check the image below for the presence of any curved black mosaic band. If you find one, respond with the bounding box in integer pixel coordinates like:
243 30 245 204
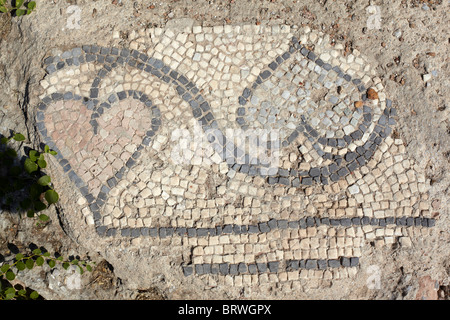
235 37 397 186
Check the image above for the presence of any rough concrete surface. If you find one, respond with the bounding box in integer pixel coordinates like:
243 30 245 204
0 0 448 300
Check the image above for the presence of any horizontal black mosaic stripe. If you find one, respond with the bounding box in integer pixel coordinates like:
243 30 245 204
182 257 360 277
96 215 436 239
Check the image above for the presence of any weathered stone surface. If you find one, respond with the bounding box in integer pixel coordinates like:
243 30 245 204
0 2 446 302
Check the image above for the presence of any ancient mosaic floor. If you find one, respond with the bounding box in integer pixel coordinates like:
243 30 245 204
36 24 436 286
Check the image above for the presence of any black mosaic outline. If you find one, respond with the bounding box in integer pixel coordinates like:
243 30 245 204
38 43 433 241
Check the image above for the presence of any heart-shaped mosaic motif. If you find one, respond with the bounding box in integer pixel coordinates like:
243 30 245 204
43 94 156 198
36 89 161 231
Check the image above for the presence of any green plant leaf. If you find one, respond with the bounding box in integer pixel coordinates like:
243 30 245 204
37 175 51 186
24 158 38 174
20 198 32 210
29 183 43 198
15 253 24 260
38 214 49 222
32 248 42 255
34 201 47 212
27 210 35 218
1 264 10 273
77 266 84 275
56 256 63 261
13 133 25 142
43 252 50 257
5 287 16 300
15 0 24 8
25 259 34 270
0 136 9 144
18 289 27 296
30 291 39 300
45 190 59 204
86 264 92 272
37 158 47 169
0 6 8 14
15 9 26 16
36 256 44 267
62 262 70 270
44 145 50 153
5 288 15 295
47 260 56 268
6 270 15 281
5 293 16 300
29 150 38 161
27 1 36 10
16 261 26 271
5 294 16 300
